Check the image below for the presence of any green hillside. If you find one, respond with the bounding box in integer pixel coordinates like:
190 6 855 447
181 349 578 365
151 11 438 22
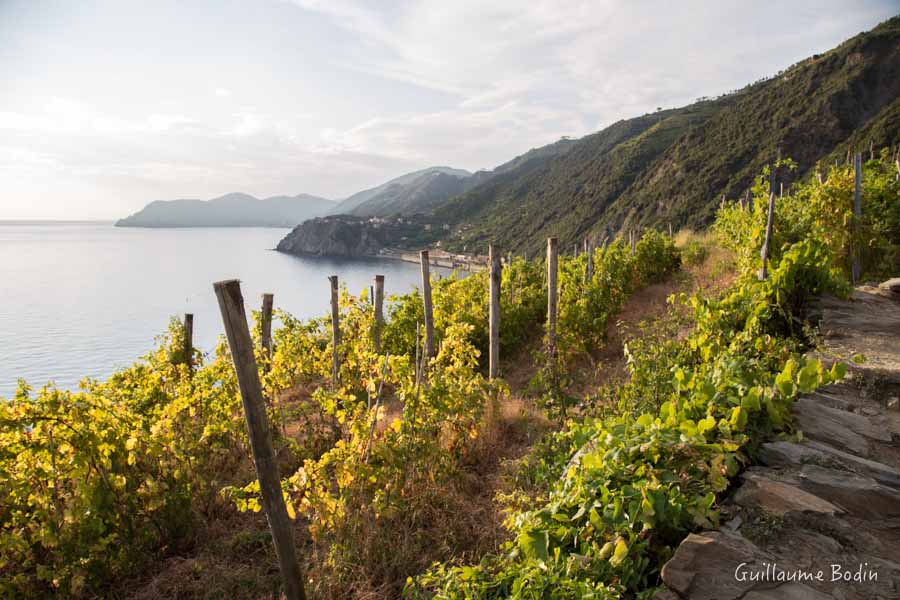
437 16 900 255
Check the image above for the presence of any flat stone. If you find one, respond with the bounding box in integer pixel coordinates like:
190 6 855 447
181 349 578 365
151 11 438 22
879 277 900 294
793 397 893 456
734 472 843 516
816 291 900 375
660 531 780 600
759 440 827 467
798 464 900 520
742 582 832 600
805 441 900 489
806 390 856 412
759 441 900 489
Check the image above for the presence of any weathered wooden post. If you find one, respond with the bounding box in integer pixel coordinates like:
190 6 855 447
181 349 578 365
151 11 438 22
585 237 594 284
213 280 306 600
852 152 863 284
260 293 274 371
869 140 875 161
758 165 777 281
668 222 673 237
488 244 501 380
373 275 384 352
420 251 435 359
546 237 558 356
184 313 194 372
329 275 340 388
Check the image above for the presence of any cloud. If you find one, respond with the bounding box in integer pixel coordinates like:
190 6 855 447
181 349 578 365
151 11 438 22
3 0 896 218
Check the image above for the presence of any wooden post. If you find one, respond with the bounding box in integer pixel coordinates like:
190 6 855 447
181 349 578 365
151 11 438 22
420 251 435 359
758 166 777 281
779 182 783 199
488 244 501 380
329 276 340 388
184 313 194 372
630 229 636 255
869 140 874 161
668 222 673 237
260 293 274 371
373 275 384 352
585 237 593 284
213 280 306 600
852 152 862 284
546 238 558 356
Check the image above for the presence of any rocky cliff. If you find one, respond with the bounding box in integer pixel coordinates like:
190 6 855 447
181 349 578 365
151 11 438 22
275 216 390 257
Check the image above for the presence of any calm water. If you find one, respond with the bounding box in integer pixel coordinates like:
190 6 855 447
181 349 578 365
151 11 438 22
0 222 442 398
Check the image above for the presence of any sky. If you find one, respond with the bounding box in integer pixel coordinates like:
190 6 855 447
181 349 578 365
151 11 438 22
1 1 897 220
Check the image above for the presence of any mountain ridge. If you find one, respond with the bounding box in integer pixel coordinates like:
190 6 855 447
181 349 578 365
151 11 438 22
116 192 335 228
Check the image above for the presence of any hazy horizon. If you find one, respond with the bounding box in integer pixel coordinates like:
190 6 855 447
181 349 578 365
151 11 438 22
2 0 898 220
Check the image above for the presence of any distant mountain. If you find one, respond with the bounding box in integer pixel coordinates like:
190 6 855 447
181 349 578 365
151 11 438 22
116 192 335 228
275 141 578 257
332 167 472 216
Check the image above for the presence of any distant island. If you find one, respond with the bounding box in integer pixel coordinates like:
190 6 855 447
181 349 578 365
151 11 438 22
115 192 335 228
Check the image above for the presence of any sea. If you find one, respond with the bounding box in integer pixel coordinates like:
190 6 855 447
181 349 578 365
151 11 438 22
0 221 443 398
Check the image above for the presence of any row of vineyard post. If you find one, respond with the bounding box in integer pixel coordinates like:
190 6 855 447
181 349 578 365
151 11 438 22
193 149 883 600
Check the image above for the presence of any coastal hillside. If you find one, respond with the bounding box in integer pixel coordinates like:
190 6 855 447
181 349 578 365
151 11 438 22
276 137 578 256
347 168 473 217
277 16 900 258
116 192 335 228
334 139 579 219
437 15 900 254
331 166 471 215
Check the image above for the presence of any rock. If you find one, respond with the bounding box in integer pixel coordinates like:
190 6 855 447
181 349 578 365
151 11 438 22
742 582 832 600
660 531 774 600
276 215 392 258
792 397 892 456
652 589 681 600
806 390 856 412
805 441 900 489
798 464 900 519
816 291 900 375
759 440 900 489
758 441 827 468
879 277 900 296
733 472 843 516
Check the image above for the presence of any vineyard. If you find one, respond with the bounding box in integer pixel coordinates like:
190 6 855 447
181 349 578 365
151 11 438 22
2 153 899 599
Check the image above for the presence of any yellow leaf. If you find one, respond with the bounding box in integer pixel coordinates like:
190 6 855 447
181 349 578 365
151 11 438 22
610 537 629 566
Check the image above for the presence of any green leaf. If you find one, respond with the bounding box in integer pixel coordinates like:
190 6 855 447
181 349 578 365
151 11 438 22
796 363 819 393
830 362 847 381
518 528 549 562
